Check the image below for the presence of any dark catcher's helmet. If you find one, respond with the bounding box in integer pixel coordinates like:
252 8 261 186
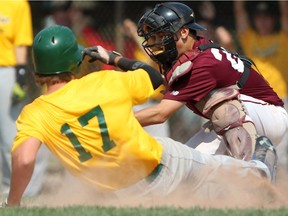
32 25 84 75
137 2 206 69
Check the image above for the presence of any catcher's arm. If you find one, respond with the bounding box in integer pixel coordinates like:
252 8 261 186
82 46 164 90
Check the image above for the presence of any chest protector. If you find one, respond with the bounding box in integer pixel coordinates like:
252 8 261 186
165 49 200 86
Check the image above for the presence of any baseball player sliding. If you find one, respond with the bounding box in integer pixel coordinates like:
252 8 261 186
0 25 276 207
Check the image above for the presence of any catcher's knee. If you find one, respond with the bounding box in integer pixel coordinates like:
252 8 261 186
200 87 257 160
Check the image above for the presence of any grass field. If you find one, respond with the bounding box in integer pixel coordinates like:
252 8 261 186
1 206 288 216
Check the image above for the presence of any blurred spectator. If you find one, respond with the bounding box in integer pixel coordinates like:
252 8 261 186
0 0 49 197
234 1 288 170
67 1 115 76
122 19 170 137
196 1 235 50
43 0 71 28
234 1 288 103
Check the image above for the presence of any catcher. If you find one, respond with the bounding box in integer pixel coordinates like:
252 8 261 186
135 2 288 163
0 25 276 207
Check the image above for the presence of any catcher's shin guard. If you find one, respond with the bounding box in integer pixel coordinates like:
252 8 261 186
199 88 257 160
253 136 278 183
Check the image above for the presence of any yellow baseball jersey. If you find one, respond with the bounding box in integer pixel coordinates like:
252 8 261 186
0 0 33 66
239 28 288 98
13 69 163 191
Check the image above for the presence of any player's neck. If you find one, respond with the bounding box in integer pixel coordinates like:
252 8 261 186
45 82 67 95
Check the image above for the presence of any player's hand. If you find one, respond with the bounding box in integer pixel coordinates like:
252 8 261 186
82 46 121 65
0 198 20 208
15 64 28 88
0 199 8 208
12 65 29 105
12 82 27 105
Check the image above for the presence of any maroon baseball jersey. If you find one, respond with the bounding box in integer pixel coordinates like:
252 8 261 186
163 38 284 115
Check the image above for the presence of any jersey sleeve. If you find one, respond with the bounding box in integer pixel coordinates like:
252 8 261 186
12 105 44 152
122 69 156 105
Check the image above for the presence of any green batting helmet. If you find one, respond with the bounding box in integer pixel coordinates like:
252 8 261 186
32 25 84 75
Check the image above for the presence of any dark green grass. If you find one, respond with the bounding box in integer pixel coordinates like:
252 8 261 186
1 206 288 216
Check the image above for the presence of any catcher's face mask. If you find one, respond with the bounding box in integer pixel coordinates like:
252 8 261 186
141 24 179 70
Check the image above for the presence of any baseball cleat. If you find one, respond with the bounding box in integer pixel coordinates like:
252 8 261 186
253 136 278 183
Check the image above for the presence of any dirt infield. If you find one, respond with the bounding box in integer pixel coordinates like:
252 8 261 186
26 158 288 209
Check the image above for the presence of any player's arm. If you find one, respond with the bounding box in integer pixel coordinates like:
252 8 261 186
82 46 164 90
134 99 185 126
116 57 163 90
234 1 249 35
279 1 288 34
5 137 41 207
